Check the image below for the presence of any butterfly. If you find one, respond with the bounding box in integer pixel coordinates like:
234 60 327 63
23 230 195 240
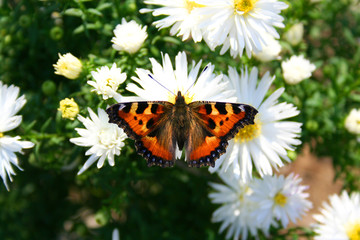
106 88 258 168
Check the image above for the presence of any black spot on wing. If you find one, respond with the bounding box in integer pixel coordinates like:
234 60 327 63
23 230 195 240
151 104 158 114
215 103 227 115
136 103 149 114
232 104 241 114
205 104 212 114
220 120 224 126
139 120 143 125
122 104 131 113
146 118 155 129
208 118 216 130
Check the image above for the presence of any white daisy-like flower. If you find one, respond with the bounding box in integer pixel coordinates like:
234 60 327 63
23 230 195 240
210 67 302 182
141 0 207 42
195 0 288 58
345 108 360 135
250 174 312 232
70 108 127 175
0 82 26 133
0 81 34 190
209 172 260 240
53 53 82 79
127 51 236 104
111 18 148 54
313 191 360 240
284 23 304 46
281 55 316 85
87 63 127 100
253 33 282 62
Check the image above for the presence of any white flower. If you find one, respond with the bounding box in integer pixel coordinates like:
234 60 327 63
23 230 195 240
112 228 120 240
0 82 34 190
53 53 82 79
209 171 260 240
281 55 316 85
127 51 236 104
196 0 288 58
210 67 302 182
313 191 360 240
249 174 312 231
284 23 304 45
141 0 206 42
88 63 127 100
253 33 282 62
70 108 127 175
111 18 148 54
345 109 360 135
0 82 26 133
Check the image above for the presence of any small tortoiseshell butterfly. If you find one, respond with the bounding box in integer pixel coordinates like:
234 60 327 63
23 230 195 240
106 79 258 168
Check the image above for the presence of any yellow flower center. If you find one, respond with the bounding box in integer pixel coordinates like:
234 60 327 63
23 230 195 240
106 78 117 88
0 132 3 138
185 0 205 13
58 98 79 120
234 0 257 14
274 192 287 207
235 115 261 143
167 91 195 105
347 222 360 240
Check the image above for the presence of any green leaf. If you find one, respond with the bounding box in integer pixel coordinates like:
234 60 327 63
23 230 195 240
40 117 53 132
73 25 85 34
87 8 103 17
63 8 83 17
96 2 112 11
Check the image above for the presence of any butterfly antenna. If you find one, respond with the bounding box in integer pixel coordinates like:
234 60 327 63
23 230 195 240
148 74 176 96
185 65 209 94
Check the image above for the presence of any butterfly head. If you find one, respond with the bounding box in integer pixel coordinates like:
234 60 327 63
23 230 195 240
171 90 195 105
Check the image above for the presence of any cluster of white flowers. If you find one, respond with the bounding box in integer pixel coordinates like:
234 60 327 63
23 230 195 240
313 190 360 239
0 82 34 190
142 0 288 58
209 172 312 239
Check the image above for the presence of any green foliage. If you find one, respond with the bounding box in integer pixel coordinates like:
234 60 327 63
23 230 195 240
0 0 359 239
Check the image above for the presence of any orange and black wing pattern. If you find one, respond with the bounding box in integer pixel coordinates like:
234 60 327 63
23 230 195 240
185 102 258 168
106 102 177 167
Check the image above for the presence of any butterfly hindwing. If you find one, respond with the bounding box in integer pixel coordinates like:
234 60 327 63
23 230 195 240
185 120 227 168
184 101 258 167
106 102 177 167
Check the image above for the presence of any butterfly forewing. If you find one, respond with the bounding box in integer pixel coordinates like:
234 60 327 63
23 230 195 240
191 102 258 140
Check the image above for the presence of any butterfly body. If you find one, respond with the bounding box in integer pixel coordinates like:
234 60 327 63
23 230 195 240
106 91 257 168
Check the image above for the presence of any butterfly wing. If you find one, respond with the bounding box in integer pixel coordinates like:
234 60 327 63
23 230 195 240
185 102 258 167
106 102 177 167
